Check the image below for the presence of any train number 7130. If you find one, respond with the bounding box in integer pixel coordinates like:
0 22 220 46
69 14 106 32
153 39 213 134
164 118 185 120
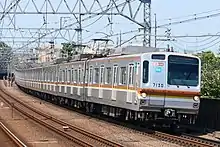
153 83 164 88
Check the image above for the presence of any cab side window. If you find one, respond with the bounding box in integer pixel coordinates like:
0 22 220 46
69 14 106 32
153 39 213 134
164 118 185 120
143 61 149 83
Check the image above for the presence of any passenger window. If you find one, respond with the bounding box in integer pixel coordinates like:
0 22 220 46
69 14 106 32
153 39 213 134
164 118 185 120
89 67 93 83
41 71 43 81
50 71 52 81
74 69 78 83
84 68 88 83
152 54 165 60
65 69 67 82
49 71 51 82
46 71 49 81
55 70 57 82
128 64 134 85
59 70 61 82
65 69 69 82
71 68 74 82
48 71 50 81
78 68 81 83
94 68 99 83
62 70 65 82
120 67 127 85
143 61 149 83
100 66 104 84
46 71 48 81
113 65 118 85
68 69 71 82
81 69 84 83
43 71 45 81
105 67 112 84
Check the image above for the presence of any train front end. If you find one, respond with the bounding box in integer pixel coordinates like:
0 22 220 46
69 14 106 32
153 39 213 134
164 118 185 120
139 52 201 125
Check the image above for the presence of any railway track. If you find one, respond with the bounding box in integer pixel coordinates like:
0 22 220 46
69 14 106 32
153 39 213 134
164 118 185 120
96 119 220 147
181 133 220 147
0 121 27 147
0 86 123 147
46 97 220 147
4 84 220 147
151 131 220 147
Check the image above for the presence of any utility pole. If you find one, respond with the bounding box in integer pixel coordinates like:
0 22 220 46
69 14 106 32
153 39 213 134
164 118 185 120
142 0 151 47
77 0 82 54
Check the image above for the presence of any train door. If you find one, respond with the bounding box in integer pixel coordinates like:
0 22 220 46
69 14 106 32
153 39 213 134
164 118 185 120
126 64 134 103
99 65 104 98
111 65 118 101
149 60 166 106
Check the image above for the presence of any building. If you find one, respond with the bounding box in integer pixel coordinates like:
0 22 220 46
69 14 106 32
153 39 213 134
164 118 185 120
36 44 62 63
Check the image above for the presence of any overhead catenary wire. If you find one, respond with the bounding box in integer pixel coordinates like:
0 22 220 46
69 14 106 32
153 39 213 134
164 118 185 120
157 8 220 22
156 11 220 28
5 1 220 51
0 0 133 60
177 36 220 48
3 0 220 58
171 37 220 53
177 36 217 44
10 0 128 47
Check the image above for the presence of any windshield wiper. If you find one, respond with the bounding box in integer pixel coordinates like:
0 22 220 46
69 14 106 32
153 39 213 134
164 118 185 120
186 72 192 80
180 79 190 88
182 72 192 88
170 79 179 88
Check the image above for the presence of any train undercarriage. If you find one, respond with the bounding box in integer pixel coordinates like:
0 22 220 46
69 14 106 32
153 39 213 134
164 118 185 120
17 85 198 130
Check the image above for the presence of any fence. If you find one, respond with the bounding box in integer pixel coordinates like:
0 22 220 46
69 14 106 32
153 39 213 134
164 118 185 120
196 98 220 131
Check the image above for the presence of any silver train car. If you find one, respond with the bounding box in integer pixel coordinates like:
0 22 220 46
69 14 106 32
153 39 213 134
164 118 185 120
15 47 201 125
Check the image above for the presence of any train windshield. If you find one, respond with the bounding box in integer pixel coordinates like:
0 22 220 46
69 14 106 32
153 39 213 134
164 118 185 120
168 55 199 87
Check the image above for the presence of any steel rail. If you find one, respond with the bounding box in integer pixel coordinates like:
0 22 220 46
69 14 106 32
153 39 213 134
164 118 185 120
0 121 27 147
0 85 123 147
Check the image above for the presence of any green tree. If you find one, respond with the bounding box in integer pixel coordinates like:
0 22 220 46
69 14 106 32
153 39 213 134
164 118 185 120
0 41 12 61
0 42 12 74
196 51 220 98
61 42 78 58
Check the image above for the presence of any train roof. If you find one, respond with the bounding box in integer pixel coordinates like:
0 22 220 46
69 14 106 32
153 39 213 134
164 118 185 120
110 46 159 55
16 46 199 71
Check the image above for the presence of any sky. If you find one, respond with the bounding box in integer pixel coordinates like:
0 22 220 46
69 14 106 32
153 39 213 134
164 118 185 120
152 0 220 53
1 0 220 53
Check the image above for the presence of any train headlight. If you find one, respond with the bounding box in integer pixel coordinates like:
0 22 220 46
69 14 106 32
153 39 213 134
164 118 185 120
141 93 147 98
193 96 200 101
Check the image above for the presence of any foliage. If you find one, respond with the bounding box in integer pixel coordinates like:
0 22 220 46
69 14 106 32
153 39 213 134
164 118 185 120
0 41 12 61
0 41 11 52
60 42 78 58
196 51 220 98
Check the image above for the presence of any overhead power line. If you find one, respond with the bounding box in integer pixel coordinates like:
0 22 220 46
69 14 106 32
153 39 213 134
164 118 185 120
157 8 220 22
170 34 220 38
156 12 220 28
0 0 143 60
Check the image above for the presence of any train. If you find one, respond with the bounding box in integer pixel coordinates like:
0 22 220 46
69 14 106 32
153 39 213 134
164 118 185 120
15 46 201 127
